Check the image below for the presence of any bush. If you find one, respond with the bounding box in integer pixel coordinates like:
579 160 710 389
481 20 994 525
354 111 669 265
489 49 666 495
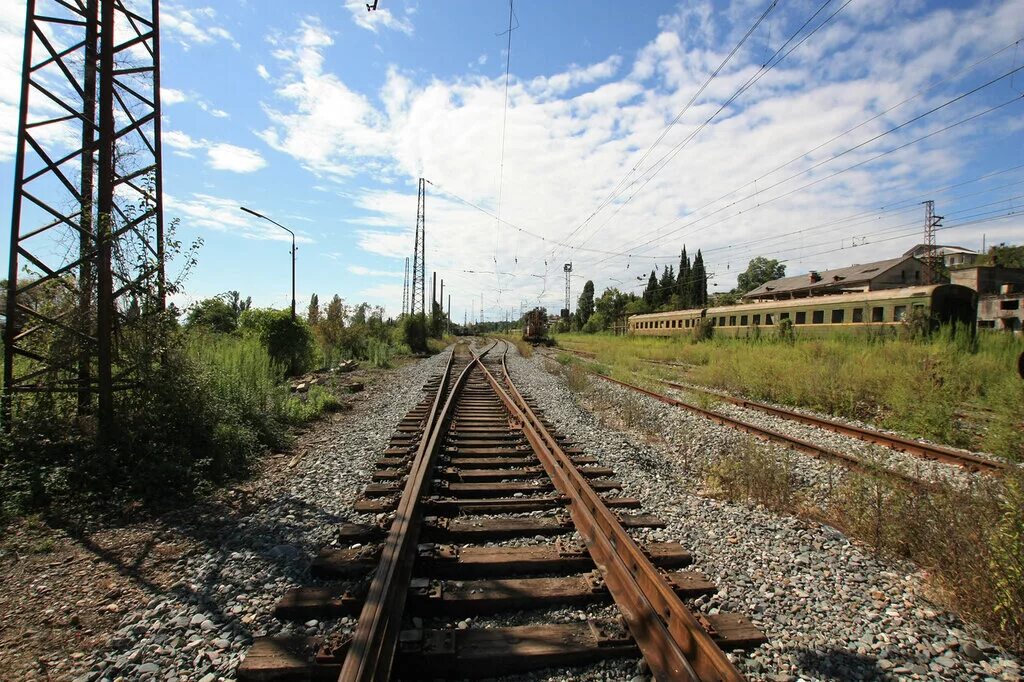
402 314 429 354
238 308 315 376
775 317 795 343
693 317 715 342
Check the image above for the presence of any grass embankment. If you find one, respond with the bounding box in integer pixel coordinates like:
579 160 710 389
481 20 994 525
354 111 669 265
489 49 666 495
547 331 1024 650
555 331 1024 461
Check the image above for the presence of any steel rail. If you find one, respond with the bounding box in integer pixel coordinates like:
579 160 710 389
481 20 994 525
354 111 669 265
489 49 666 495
551 347 999 476
594 373 931 490
339 343 495 682
658 380 1006 474
477 341 743 682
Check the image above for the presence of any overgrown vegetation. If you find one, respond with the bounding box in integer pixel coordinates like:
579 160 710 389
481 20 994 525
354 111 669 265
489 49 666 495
556 329 1024 460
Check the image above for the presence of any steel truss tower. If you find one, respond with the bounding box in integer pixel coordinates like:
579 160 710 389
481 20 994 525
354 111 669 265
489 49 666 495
3 0 166 432
563 262 572 317
410 178 426 316
401 256 409 316
922 200 943 284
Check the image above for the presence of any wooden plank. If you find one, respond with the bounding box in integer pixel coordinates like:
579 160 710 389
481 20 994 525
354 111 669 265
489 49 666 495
274 587 361 620
422 515 573 542
415 541 693 579
395 622 637 678
704 613 768 650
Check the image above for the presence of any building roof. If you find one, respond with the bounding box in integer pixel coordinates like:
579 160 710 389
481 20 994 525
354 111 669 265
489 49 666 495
742 256 915 300
902 243 977 257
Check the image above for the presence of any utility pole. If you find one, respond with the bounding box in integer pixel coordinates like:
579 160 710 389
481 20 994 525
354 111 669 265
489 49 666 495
447 294 451 335
240 208 297 318
922 200 943 284
439 278 444 331
431 271 437 329
401 256 409 316
410 178 426 316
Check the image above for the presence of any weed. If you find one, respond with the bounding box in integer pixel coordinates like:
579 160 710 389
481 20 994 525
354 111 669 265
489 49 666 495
704 440 796 512
563 362 590 393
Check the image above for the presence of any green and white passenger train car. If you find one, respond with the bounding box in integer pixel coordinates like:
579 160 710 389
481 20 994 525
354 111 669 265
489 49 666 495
628 284 977 337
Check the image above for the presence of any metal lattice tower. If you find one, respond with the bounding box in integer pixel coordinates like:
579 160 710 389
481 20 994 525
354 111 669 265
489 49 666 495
922 200 943 284
563 263 573 314
401 256 409 316
410 178 426 316
3 0 166 431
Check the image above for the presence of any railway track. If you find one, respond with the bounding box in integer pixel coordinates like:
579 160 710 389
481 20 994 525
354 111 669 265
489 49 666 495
552 346 1006 475
238 340 765 681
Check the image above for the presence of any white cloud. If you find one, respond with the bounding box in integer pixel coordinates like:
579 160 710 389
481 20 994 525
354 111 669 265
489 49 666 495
348 265 403 277
257 64 271 80
167 192 313 242
161 3 240 50
161 87 188 105
207 143 267 173
344 1 414 35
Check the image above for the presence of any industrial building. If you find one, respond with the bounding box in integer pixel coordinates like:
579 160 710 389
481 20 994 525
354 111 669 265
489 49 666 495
742 256 927 301
950 266 1024 332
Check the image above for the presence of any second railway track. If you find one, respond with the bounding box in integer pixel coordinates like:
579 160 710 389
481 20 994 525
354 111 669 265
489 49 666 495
238 340 765 681
552 346 1007 475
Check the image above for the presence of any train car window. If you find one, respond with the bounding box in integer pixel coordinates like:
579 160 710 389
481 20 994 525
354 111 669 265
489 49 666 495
753 314 761 325
719 316 726 326
872 307 884 322
852 308 863 323
812 310 824 324
729 316 736 326
894 305 907 321
831 309 844 323
780 312 789 320
1001 300 1020 310
765 313 774 325
795 311 806 324
740 315 748 325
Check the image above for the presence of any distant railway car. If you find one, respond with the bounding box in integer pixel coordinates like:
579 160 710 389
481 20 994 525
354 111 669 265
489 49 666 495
522 307 553 345
628 284 977 337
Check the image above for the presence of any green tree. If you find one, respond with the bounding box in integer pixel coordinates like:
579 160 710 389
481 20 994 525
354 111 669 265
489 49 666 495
643 269 658 306
678 246 692 308
595 287 632 331
987 243 1024 268
577 280 595 325
238 307 315 376
307 293 321 326
185 297 237 334
319 295 346 347
658 265 675 308
736 257 786 293
227 291 251 318
692 250 708 306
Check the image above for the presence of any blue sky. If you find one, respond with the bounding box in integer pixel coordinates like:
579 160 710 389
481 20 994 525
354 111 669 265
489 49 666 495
1 0 1023 322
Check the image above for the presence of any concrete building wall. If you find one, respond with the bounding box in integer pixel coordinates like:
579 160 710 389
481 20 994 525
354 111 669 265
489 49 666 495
950 266 1024 295
872 260 926 288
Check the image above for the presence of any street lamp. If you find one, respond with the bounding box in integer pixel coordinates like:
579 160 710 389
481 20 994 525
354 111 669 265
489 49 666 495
239 206 296 319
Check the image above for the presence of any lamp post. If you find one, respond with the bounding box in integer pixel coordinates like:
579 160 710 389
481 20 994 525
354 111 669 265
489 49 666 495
239 206 296 319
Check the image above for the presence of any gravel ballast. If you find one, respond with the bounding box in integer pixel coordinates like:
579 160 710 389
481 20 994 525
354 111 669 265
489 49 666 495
43 344 1022 682
507 348 1022 682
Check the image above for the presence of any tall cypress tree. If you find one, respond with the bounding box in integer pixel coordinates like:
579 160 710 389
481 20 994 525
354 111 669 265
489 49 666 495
643 269 658 307
677 246 691 308
658 265 675 307
692 250 707 306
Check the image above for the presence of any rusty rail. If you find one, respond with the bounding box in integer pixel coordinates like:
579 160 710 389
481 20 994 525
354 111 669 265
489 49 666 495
594 373 931 490
552 346 1003 476
658 380 1006 474
479 342 743 682
339 343 493 681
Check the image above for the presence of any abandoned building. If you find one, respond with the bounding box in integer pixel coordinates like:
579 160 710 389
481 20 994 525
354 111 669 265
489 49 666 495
902 243 980 268
950 265 1024 332
742 256 928 301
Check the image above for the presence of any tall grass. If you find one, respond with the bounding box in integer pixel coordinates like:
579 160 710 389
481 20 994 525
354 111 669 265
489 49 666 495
556 330 1024 460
